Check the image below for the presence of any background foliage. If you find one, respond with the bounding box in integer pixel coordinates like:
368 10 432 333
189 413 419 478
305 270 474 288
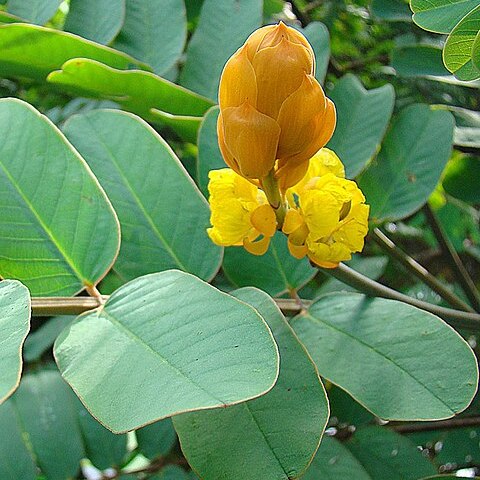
0 0 480 479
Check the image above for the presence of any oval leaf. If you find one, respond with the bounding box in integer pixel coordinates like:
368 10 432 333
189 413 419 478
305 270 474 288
0 279 30 403
302 436 372 480
291 293 478 421
197 106 225 196
1 368 127 478
174 287 329 480
444 4 480 81
63 109 222 284
47 58 214 142
54 271 280 433
345 426 437 479
179 0 263 99
7 0 61 25
327 74 395 178
0 98 120 296
0 23 147 81
222 232 316 297
410 0 480 33
64 0 126 45
112 0 187 75
358 104 454 223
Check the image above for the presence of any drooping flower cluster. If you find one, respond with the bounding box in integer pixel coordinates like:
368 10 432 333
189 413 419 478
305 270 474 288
207 23 369 268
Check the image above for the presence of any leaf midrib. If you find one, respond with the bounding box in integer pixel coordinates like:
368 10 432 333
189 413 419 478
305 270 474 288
87 125 189 272
100 307 225 404
0 158 84 285
303 311 456 415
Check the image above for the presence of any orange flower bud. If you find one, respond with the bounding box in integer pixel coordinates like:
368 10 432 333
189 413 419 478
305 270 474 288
217 22 336 191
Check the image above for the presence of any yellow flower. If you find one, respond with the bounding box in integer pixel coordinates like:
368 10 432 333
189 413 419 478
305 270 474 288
207 169 277 255
283 152 369 268
217 22 336 190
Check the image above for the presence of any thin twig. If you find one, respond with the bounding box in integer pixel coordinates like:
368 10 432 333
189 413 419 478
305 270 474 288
31 267 480 330
390 416 480 434
371 228 474 312
423 204 480 312
323 263 480 330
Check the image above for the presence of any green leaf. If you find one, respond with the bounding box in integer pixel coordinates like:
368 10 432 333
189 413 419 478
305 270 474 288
54 271 280 433
77 401 127 469
302 22 330 84
179 0 263 99
174 287 329 480
391 44 480 87
7 0 62 25
358 104 454 223
0 98 120 296
473 29 480 70
222 232 316 297
442 155 480 203
1 368 127 478
63 109 221 283
410 0 480 33
196 106 225 196
64 0 126 45
345 427 437 479
327 74 395 178
112 0 186 75
136 419 177 459
372 0 412 22
444 4 480 81
23 316 72 362
0 23 147 81
154 466 194 480
392 45 450 77
302 436 372 480
291 293 478 421
409 426 480 467
6 369 86 480
0 280 30 403
445 104 480 148
0 401 37 479
0 10 23 23
47 58 214 142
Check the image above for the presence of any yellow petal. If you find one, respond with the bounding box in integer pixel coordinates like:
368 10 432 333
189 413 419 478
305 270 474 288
276 74 326 158
250 204 277 237
252 37 313 119
222 102 281 179
287 239 308 259
217 112 241 174
282 208 304 234
219 45 257 109
244 235 270 255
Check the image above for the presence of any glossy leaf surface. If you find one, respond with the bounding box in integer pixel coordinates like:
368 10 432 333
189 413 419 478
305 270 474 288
63 109 221 284
0 99 120 296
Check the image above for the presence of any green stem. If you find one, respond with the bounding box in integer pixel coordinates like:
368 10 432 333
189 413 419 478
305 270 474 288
261 171 287 228
423 204 480 312
371 228 474 312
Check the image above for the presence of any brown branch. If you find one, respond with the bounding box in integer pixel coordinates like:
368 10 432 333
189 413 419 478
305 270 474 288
423 204 480 312
390 416 480 434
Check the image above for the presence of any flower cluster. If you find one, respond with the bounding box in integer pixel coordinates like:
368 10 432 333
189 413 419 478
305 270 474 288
207 23 369 268
208 149 369 267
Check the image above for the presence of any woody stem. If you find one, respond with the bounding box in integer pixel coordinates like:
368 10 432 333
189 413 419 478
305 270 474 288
261 171 287 228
